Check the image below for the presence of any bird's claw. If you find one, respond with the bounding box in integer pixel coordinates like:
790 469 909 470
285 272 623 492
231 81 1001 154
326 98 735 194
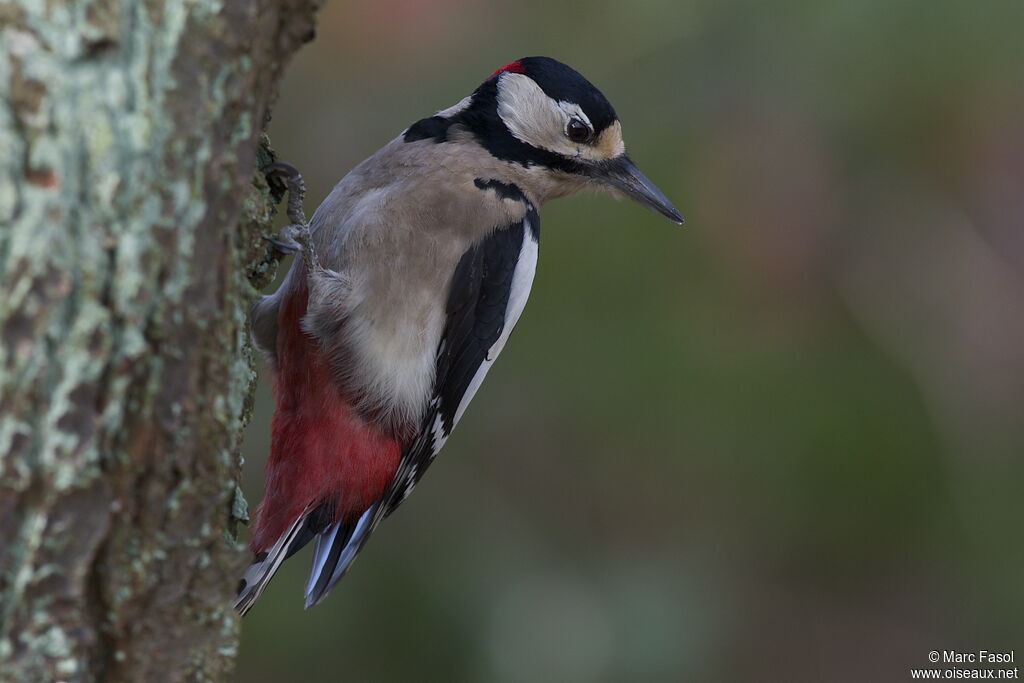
267 222 311 255
263 161 317 267
267 234 300 255
262 160 320 283
264 161 308 227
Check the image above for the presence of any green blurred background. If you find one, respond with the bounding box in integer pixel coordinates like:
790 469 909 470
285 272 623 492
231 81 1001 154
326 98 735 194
234 2 1024 681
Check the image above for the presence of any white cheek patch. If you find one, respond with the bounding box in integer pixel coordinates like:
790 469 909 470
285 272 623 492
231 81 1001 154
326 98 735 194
496 74 568 153
495 73 623 162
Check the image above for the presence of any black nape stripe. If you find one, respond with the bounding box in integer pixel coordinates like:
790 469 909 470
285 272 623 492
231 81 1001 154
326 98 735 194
404 116 454 143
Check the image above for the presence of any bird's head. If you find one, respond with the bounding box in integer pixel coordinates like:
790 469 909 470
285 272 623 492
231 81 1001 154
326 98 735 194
405 56 684 224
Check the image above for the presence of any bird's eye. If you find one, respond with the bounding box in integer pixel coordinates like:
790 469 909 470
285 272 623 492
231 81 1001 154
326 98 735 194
566 118 593 144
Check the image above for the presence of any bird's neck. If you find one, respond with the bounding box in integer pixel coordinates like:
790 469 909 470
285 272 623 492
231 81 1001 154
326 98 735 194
441 125 585 205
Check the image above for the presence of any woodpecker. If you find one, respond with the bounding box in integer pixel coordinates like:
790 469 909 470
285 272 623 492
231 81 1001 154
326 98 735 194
235 56 683 614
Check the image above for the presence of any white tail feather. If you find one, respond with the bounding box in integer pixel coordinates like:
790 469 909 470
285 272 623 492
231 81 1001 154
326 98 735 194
234 509 310 616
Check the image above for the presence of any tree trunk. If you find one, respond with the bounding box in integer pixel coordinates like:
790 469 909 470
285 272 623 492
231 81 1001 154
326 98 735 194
0 1 321 680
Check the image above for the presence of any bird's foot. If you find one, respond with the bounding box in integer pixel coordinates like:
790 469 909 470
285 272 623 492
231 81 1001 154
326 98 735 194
263 161 316 267
264 161 308 226
266 223 310 255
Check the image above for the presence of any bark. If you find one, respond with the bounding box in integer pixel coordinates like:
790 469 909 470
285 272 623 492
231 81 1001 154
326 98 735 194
0 1 321 680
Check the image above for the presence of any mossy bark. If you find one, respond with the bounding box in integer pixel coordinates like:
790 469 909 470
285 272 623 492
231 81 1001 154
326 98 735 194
0 1 321 680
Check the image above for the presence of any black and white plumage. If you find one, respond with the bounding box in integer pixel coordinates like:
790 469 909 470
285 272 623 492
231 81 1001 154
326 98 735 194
302 192 540 607
237 56 682 614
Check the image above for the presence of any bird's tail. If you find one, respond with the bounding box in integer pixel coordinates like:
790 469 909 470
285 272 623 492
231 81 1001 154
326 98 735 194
303 503 380 608
235 505 318 616
234 501 383 615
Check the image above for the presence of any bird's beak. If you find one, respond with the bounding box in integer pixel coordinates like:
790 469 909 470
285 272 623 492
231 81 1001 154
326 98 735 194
597 156 684 225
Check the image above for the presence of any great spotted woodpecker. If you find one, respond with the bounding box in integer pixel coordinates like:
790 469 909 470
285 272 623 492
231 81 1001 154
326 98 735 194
235 57 683 614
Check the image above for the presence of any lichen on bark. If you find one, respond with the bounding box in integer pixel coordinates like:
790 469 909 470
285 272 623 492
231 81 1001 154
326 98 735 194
0 1 321 681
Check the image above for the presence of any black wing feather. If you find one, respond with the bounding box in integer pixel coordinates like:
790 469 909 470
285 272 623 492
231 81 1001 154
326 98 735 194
437 223 522 433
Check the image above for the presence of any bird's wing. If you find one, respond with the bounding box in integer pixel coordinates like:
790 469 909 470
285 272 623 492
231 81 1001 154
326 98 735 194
390 202 540 513
303 203 540 606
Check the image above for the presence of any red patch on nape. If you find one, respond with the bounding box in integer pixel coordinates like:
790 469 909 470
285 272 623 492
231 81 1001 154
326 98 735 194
491 60 526 78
